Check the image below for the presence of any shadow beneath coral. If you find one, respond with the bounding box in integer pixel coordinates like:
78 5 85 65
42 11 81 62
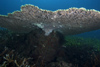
0 28 100 67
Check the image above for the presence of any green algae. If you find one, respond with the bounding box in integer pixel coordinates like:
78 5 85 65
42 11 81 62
64 36 100 52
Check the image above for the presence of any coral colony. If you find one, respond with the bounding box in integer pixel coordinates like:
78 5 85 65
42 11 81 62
0 4 100 36
0 4 100 67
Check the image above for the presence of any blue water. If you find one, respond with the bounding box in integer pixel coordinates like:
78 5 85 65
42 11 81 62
0 0 100 38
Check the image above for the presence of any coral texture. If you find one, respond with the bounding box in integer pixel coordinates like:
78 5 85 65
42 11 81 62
0 4 100 35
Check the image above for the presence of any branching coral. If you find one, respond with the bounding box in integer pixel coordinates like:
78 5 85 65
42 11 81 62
0 48 35 67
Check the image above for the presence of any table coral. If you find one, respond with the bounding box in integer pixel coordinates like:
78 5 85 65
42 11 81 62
0 4 100 35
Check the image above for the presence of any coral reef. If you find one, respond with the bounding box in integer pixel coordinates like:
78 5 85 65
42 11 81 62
0 4 100 35
0 28 64 67
0 28 100 67
0 4 100 67
0 47 34 67
60 36 100 67
0 30 100 67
